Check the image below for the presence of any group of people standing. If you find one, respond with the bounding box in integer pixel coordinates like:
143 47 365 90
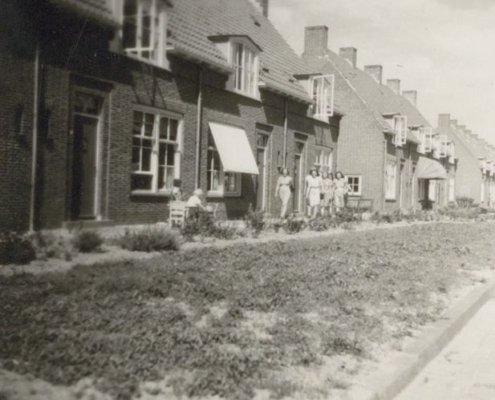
275 167 350 219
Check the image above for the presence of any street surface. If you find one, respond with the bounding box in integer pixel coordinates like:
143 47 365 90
396 299 495 400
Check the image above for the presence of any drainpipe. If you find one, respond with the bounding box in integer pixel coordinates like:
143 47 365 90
29 44 41 232
382 135 387 211
194 65 203 189
105 92 112 220
283 97 288 167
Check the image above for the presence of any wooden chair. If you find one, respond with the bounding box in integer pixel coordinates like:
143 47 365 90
169 201 187 228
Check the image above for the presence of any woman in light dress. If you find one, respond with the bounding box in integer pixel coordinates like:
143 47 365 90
305 168 322 219
320 171 334 216
275 168 293 218
334 171 348 212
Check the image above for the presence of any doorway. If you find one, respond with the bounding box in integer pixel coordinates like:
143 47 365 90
255 133 269 211
293 139 306 213
70 90 103 220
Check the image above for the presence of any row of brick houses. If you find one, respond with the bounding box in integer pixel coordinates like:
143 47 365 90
438 114 495 207
1 0 340 231
0 0 487 232
301 25 455 212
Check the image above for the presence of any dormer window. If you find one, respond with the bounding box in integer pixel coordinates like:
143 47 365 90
232 42 259 97
393 115 407 147
418 126 434 153
121 0 167 67
309 75 334 121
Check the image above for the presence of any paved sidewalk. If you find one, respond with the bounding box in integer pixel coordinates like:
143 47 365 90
395 299 495 400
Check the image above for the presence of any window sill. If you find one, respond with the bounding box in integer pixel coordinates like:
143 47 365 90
130 191 171 198
207 191 242 198
385 198 397 202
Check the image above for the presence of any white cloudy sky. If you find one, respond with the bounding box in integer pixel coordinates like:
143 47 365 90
270 0 495 145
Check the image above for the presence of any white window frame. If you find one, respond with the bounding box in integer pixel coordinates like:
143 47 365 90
230 39 260 99
385 161 397 200
438 134 448 157
314 148 333 173
432 135 441 159
308 74 335 121
131 108 183 195
393 115 408 147
118 0 168 68
417 128 426 154
448 141 455 163
347 175 362 196
448 177 455 202
423 127 434 152
206 134 242 198
428 180 437 202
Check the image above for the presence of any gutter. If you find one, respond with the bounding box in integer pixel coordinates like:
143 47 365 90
194 65 204 189
29 44 41 232
283 97 288 167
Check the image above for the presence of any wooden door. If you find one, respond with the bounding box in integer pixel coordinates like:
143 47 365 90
71 115 98 219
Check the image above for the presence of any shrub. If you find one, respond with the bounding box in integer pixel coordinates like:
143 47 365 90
284 215 305 234
73 230 104 253
0 232 36 265
28 231 74 261
456 196 474 208
308 217 331 232
182 211 236 241
118 227 180 252
245 205 265 237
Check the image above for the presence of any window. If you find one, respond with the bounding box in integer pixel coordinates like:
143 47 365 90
314 148 333 173
422 127 434 152
122 0 167 66
347 175 362 196
428 180 437 201
393 115 407 147
437 135 448 157
448 141 455 163
449 177 455 202
309 75 334 120
207 135 241 196
131 109 182 193
385 161 397 200
232 41 259 97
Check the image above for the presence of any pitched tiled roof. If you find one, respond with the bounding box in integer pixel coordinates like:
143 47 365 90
168 0 311 102
304 50 431 142
48 0 118 26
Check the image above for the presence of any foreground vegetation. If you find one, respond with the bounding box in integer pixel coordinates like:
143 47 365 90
1 222 495 399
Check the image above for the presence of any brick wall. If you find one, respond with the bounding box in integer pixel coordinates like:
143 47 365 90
1 2 338 229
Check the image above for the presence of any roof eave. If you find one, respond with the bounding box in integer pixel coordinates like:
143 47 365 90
167 45 233 74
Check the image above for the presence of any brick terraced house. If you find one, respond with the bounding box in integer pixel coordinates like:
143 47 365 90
301 26 455 212
0 0 341 231
438 114 495 207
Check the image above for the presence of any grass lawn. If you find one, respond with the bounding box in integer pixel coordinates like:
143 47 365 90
1 222 495 400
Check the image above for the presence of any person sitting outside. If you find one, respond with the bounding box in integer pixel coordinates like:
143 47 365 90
186 188 206 219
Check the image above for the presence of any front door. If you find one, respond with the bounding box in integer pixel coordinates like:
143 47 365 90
71 90 102 220
255 133 269 210
293 140 306 213
399 160 406 209
71 115 98 219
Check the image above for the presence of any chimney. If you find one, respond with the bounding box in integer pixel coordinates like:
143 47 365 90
438 113 450 133
364 65 383 84
303 26 328 56
249 0 269 17
402 90 417 106
339 47 357 68
386 79 401 95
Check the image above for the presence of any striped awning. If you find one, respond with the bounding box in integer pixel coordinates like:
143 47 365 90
416 156 448 180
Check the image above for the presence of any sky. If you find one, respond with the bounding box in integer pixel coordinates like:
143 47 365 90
269 0 495 146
